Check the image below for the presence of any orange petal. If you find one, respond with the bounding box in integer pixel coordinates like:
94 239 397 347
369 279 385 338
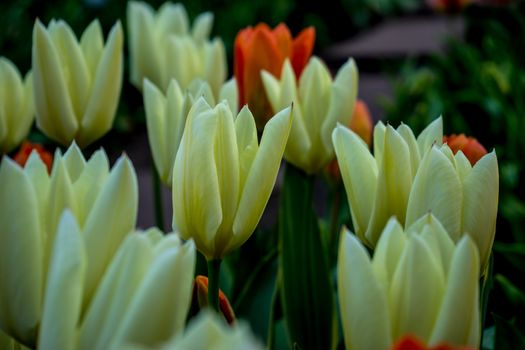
234 27 253 106
349 100 374 146
13 141 53 173
272 23 293 61
291 26 315 78
443 134 487 165
193 275 236 324
391 335 476 350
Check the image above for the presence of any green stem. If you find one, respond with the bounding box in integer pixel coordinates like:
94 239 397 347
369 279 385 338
329 185 342 266
480 252 494 342
207 259 222 311
152 165 165 231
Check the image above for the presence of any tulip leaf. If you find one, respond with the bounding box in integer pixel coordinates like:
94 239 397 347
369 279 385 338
278 163 335 350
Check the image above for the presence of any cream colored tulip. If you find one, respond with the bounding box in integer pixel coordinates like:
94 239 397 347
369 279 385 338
34 212 196 350
332 117 498 270
338 214 480 350
0 143 137 346
143 78 238 185
172 98 292 259
261 57 357 173
128 1 226 96
0 57 34 154
32 19 123 147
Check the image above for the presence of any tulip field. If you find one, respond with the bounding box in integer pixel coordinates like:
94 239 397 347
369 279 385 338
1 0 523 349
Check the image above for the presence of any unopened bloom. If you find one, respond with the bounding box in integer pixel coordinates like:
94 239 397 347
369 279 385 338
0 143 137 346
36 213 196 349
0 57 34 154
193 276 235 324
234 23 314 127
32 19 123 148
443 134 487 165
172 98 292 259
128 1 226 96
332 117 498 270
13 141 53 173
262 57 358 173
338 215 480 350
143 78 237 185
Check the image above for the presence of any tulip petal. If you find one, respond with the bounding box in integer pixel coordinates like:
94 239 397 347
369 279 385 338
204 38 227 98
111 240 196 347
396 123 420 178
80 20 104 77
332 124 378 242
192 12 213 43
416 116 443 154
461 151 498 270
291 27 315 77
371 218 406 288
144 79 169 183
260 70 281 112
24 151 51 220
338 230 392 350
63 142 86 182
164 80 186 185
81 155 138 306
321 58 358 164
454 151 472 182
32 20 77 145
389 235 446 340
38 211 86 350
79 234 154 350
219 78 239 115
429 236 480 348
231 106 292 249
373 121 386 166
366 126 412 246
156 2 188 36
0 158 42 345
80 21 123 147
272 24 292 58
405 147 463 242
235 106 258 192
172 99 222 259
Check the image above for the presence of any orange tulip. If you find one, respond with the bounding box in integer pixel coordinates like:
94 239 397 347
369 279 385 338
391 335 476 350
193 275 235 324
13 141 53 173
234 23 315 128
443 133 487 165
325 99 373 181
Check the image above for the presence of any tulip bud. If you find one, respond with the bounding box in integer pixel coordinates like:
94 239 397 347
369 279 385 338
338 215 480 350
172 98 292 259
32 19 123 147
193 276 236 324
443 134 487 165
262 56 358 174
0 57 34 154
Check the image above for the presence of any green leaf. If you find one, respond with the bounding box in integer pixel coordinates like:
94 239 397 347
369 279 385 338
495 274 525 310
278 164 335 350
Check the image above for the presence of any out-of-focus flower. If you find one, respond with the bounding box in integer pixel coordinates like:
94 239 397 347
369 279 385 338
193 276 235 324
13 141 53 173
234 23 314 128
35 213 196 350
172 98 292 259
128 1 226 97
32 19 123 148
143 78 237 185
338 214 480 350
391 334 476 350
0 143 137 346
427 0 473 12
262 57 357 174
325 99 373 181
0 57 34 154
443 134 487 166
120 311 263 350
332 117 498 270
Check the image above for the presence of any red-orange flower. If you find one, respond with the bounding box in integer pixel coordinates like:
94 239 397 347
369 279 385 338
234 23 315 128
13 141 53 173
325 99 373 181
443 133 487 166
193 275 235 324
391 335 476 350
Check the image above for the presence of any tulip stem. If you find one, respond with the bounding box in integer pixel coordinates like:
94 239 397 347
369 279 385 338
152 165 165 231
207 259 222 312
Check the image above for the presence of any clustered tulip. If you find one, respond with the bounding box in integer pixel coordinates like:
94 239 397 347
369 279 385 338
0 57 34 154
262 57 358 173
128 1 226 96
333 117 498 270
338 214 480 350
143 78 238 185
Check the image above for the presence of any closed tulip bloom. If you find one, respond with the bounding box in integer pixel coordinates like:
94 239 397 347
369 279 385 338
0 57 34 154
128 1 226 96
172 98 292 259
36 213 196 350
144 78 238 185
262 57 358 174
32 19 123 148
332 118 498 270
338 214 480 350
234 23 314 128
0 143 137 346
